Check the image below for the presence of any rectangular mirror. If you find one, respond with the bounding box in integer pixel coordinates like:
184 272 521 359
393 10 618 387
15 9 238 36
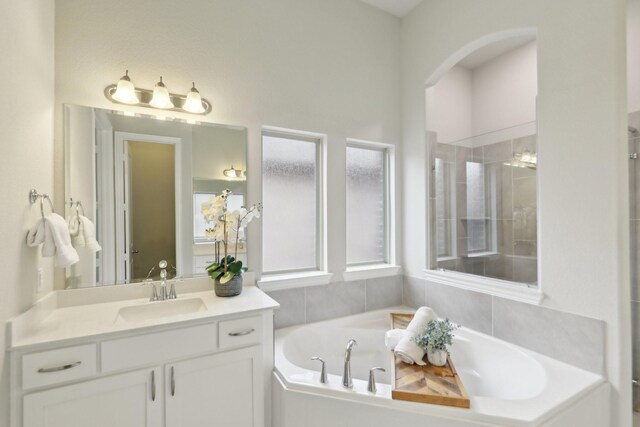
63 105 248 289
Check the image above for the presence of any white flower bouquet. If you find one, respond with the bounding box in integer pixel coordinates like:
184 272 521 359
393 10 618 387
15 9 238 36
201 189 262 284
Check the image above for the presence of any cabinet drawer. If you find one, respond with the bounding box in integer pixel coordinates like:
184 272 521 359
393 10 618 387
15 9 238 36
219 316 262 350
101 323 217 373
22 344 97 390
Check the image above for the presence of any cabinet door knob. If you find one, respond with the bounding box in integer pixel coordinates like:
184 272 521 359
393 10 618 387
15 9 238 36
171 366 176 396
151 370 156 402
228 328 255 337
37 361 82 373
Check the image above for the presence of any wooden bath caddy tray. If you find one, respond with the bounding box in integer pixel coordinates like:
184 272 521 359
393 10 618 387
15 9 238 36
390 312 470 409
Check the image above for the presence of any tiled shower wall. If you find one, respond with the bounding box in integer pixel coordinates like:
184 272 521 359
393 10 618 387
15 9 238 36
436 135 537 284
265 273 605 376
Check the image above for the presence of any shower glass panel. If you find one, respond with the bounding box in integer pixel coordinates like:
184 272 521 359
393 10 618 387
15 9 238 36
431 128 537 286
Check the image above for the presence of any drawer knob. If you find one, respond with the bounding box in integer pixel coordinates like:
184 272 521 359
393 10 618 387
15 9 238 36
37 361 82 373
228 328 255 337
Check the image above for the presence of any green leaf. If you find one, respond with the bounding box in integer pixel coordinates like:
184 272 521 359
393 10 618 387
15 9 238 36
219 271 235 284
228 260 243 274
208 270 223 279
206 262 220 272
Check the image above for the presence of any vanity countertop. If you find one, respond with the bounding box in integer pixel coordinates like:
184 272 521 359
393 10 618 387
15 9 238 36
8 283 279 351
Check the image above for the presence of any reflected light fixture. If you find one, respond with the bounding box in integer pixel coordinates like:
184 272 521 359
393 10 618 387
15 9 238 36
504 150 537 170
112 70 139 104
183 82 206 114
223 165 243 179
105 70 212 115
149 76 174 109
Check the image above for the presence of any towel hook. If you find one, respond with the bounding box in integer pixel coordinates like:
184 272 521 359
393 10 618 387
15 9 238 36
29 189 55 219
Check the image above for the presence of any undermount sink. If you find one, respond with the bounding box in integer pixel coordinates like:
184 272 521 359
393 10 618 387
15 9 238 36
115 297 208 324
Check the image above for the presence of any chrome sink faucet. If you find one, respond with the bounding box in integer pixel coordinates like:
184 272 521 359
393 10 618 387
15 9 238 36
149 260 177 301
342 339 357 389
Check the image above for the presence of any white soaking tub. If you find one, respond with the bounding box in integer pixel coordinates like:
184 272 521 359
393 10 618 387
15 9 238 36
273 307 609 427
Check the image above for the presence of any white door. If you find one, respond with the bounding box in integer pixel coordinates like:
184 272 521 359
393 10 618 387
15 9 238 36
23 367 162 427
165 346 263 427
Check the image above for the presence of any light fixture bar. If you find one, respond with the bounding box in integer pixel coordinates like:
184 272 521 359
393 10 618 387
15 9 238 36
104 84 212 115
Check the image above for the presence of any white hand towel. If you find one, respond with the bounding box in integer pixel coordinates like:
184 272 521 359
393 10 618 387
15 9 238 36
47 213 80 267
27 214 80 267
68 215 102 253
26 218 56 257
79 215 101 252
385 329 411 351
394 307 438 365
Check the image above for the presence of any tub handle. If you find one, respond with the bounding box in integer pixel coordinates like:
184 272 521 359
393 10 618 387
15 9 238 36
367 367 386 393
311 357 328 384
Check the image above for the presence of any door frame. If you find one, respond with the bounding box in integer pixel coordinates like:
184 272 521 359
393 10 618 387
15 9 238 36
114 132 183 283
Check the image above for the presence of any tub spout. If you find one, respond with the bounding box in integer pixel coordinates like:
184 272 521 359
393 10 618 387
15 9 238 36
342 339 357 388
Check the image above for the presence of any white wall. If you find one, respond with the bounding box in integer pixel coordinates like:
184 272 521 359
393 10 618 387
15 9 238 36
471 41 537 135
630 0 640 113
402 2 629 426
54 0 402 285
430 65 473 143
0 1 54 426
431 41 537 144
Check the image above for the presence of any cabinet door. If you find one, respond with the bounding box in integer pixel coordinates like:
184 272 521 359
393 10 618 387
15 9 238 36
23 367 162 427
166 346 263 427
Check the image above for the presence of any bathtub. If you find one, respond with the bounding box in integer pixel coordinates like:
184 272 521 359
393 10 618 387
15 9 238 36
273 307 609 427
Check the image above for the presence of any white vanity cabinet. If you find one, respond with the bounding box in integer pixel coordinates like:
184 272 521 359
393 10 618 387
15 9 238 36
165 346 262 427
23 367 162 427
10 303 275 427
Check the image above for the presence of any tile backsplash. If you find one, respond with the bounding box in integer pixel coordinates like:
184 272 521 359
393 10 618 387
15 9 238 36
266 275 403 329
403 277 605 375
265 273 605 375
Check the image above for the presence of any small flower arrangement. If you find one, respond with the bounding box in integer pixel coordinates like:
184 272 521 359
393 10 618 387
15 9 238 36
201 189 262 285
413 319 458 366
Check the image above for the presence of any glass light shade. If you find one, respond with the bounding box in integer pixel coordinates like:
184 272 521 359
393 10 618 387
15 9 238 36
112 71 139 104
223 166 242 178
183 83 206 113
149 77 174 109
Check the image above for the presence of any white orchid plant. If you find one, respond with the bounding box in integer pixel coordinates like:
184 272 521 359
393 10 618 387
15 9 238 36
201 189 262 284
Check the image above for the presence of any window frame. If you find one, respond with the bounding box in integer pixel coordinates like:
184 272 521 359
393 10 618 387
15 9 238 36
345 138 396 271
260 127 328 277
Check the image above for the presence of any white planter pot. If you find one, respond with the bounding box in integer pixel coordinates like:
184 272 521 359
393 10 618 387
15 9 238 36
426 348 448 366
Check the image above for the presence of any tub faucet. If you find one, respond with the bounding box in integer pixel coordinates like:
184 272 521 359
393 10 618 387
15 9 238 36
342 339 357 389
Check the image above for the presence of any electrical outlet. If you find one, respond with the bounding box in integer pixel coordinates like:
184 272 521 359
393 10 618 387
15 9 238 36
36 268 43 293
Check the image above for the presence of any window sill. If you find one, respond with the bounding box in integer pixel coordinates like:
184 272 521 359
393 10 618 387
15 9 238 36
257 271 333 292
423 269 544 305
342 264 402 282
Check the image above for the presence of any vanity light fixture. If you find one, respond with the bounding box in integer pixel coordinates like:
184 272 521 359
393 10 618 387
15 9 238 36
504 149 537 170
149 76 174 109
111 70 139 104
223 165 243 179
183 82 206 114
105 70 212 115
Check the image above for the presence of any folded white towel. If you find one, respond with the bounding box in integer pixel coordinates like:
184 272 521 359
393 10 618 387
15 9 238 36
394 307 438 365
385 329 411 351
68 215 101 253
27 213 80 267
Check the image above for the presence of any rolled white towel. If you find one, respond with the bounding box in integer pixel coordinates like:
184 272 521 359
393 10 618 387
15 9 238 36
385 329 411 351
393 307 438 365
406 307 438 334
395 338 427 365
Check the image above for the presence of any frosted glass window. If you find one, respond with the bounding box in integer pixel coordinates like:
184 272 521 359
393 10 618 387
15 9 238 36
262 134 318 272
466 162 488 252
346 146 386 265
